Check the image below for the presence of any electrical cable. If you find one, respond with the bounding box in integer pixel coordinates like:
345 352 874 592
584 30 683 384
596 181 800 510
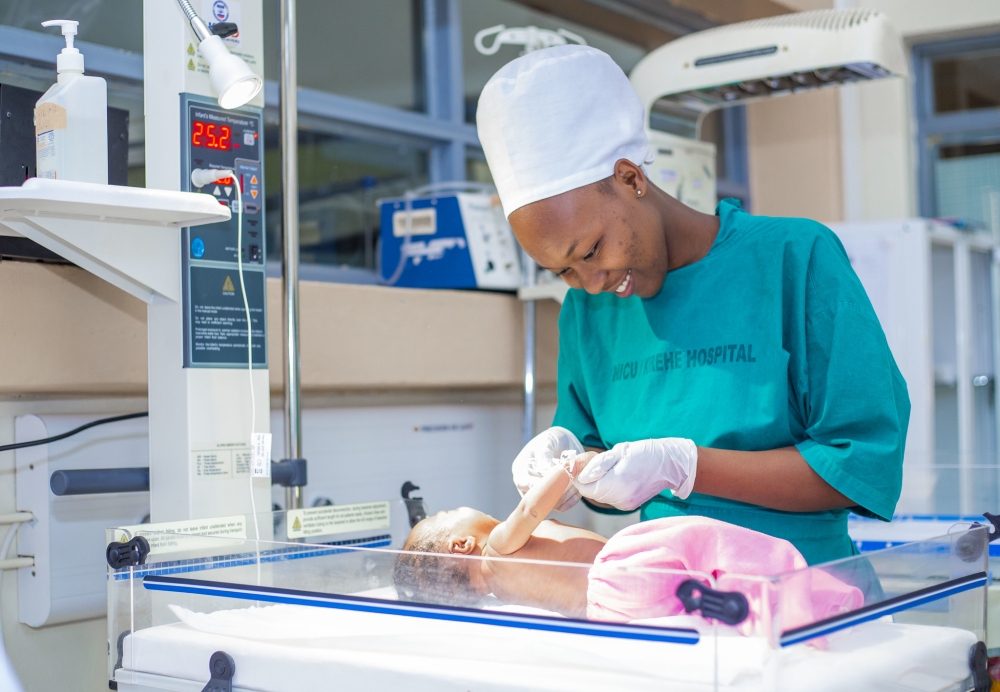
233 169 263 584
0 412 149 454
0 524 16 652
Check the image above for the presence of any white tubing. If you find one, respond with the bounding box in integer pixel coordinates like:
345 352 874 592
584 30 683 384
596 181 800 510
0 514 32 526
0 559 32 571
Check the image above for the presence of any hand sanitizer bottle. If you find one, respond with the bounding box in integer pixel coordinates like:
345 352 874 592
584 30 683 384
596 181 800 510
34 20 108 184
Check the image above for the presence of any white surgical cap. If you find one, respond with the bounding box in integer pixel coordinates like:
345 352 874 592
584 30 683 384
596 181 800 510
476 45 653 219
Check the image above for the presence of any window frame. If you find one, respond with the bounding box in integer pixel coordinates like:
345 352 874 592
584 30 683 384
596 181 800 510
0 2 751 272
913 34 1000 219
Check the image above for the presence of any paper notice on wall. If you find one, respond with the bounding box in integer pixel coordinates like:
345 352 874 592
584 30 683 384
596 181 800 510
286 502 391 540
113 515 246 556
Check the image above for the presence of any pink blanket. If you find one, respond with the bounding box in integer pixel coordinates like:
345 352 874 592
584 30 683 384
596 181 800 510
586 516 864 636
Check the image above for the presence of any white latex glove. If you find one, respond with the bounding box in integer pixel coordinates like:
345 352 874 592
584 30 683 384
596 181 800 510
512 427 585 512
573 438 698 511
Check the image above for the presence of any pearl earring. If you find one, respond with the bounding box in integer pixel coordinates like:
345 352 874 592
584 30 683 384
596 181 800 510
637 190 642 195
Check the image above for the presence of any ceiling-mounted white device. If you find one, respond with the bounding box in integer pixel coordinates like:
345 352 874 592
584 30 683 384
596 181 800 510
629 9 906 214
631 9 907 122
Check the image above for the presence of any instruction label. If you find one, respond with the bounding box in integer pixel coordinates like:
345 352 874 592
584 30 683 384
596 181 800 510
114 515 246 556
194 448 251 478
286 502 391 540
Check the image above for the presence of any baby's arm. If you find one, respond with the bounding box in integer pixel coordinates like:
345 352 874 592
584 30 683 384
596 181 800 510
487 452 595 555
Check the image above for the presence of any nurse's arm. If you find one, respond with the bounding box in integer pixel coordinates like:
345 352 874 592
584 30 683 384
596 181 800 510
693 446 852 512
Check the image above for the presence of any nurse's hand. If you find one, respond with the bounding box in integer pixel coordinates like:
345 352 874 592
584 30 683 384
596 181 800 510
512 427 585 512
573 438 698 511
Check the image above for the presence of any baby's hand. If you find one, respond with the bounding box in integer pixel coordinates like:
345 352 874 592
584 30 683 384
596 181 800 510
560 450 597 479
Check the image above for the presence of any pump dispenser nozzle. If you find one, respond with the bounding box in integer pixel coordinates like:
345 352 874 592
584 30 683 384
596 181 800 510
41 20 84 74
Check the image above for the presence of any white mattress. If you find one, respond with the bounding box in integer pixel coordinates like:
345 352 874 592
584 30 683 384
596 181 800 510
117 603 977 692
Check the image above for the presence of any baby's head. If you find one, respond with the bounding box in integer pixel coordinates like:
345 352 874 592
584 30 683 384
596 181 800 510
392 507 497 607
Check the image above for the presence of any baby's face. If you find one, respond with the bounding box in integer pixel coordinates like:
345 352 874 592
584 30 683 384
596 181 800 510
434 507 496 543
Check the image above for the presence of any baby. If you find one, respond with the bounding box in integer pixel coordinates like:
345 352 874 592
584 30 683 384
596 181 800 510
394 454 865 630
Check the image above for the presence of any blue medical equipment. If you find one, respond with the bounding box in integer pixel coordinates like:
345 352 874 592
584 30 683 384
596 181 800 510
379 185 521 290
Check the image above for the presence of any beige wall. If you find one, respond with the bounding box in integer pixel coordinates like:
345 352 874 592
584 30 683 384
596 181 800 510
866 0 1000 39
749 1 1000 224
0 263 560 398
746 88 844 222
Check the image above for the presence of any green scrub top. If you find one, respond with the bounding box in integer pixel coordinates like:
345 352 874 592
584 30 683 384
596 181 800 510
552 199 909 565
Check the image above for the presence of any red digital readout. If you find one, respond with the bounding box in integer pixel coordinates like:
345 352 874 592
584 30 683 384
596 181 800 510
191 121 232 150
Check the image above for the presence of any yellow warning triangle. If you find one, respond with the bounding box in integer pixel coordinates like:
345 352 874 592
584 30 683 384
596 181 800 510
222 275 235 293
187 43 195 55
187 58 196 70
292 517 302 530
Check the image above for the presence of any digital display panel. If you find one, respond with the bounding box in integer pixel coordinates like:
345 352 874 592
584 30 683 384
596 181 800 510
192 121 231 150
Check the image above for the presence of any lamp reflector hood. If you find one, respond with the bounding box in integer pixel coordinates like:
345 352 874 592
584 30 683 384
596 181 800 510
630 9 907 122
197 34 263 109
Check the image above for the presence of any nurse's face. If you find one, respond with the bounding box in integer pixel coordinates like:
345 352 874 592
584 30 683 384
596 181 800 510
508 161 667 299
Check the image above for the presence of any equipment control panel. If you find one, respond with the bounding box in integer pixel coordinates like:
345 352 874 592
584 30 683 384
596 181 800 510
180 94 267 369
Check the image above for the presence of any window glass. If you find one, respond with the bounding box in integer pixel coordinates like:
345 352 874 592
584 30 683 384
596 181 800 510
933 50 1000 114
933 135 1000 227
264 129 429 272
263 0 424 111
0 0 142 52
466 149 493 185
461 0 645 124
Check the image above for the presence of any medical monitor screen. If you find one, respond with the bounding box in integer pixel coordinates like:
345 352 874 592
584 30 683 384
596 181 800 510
191 121 231 150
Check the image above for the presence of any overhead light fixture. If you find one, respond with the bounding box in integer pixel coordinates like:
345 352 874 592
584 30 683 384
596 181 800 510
630 9 907 124
173 0 263 109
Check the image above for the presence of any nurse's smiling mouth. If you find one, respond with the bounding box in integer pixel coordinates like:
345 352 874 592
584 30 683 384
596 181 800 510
612 269 633 297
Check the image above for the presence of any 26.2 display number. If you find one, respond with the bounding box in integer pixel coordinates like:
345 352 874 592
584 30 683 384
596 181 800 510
192 121 231 150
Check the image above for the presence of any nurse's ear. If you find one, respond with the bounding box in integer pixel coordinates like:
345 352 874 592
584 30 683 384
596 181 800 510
613 158 647 198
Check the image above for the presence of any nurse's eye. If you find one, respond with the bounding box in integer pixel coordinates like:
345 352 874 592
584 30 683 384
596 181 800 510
583 241 599 261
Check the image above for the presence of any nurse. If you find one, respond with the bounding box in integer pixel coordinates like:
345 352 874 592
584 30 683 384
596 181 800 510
478 45 909 565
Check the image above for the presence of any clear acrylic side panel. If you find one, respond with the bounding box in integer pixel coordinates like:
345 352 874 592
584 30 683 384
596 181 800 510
744 525 989 692
107 508 724 691
896 462 1000 519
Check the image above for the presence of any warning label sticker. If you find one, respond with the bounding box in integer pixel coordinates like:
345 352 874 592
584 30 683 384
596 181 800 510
286 502 391 540
186 265 266 367
114 515 246 556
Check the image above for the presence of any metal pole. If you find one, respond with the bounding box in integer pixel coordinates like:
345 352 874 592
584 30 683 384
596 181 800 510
522 252 537 446
988 192 1000 506
280 0 303 511
955 239 973 516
